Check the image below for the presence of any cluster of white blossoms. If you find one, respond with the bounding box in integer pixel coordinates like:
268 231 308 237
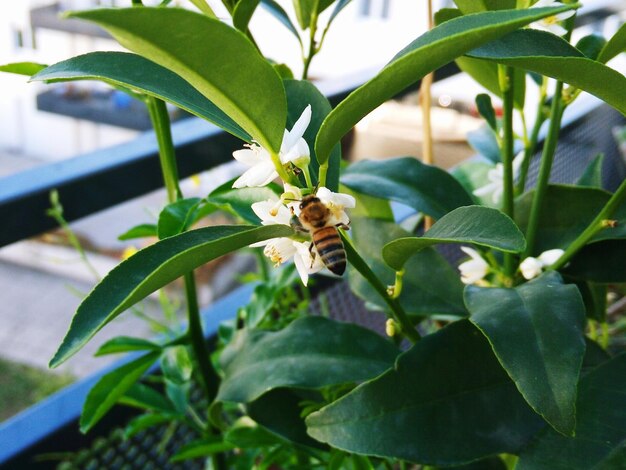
231 105 355 285
458 246 565 285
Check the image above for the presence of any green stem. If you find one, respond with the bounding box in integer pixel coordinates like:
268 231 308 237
302 165 314 189
500 66 516 278
301 5 320 80
523 81 565 258
341 232 421 343
318 163 328 188
550 176 626 271
269 150 294 185
146 97 219 402
517 81 547 194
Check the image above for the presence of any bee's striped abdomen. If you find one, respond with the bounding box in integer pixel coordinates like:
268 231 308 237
313 226 346 275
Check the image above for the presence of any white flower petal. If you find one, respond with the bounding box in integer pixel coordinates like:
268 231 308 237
263 238 297 266
251 198 292 225
459 247 489 284
520 257 543 280
533 0 558 8
292 241 323 286
538 248 565 267
282 105 312 154
473 182 498 198
232 146 264 165
281 138 310 165
233 161 279 188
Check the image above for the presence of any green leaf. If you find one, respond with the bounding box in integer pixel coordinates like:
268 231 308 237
467 29 626 117
188 0 217 17
467 125 502 163
0 62 47 76
517 354 626 470
120 382 178 414
95 336 161 356
564 240 626 283
260 0 302 44
208 180 279 224
475 94 497 131
31 52 250 142
284 79 341 191
233 0 261 32
50 224 293 367
124 413 176 439
341 158 473 219
157 198 201 239
292 0 313 29
68 8 286 152
314 5 575 163
577 281 607 322
80 352 160 432
306 320 544 465
515 185 626 255
598 23 626 63
160 346 193 385
348 217 467 317
170 437 236 462
118 223 157 241
329 0 354 24
576 154 604 188
383 206 526 271
453 0 516 14
451 160 493 202
576 34 607 61
216 316 397 403
224 417 283 448
466 272 586 435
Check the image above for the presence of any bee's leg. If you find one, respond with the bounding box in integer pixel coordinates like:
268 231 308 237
308 242 317 269
335 222 350 231
290 208 309 234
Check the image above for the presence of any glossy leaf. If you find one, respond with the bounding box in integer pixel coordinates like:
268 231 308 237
31 52 250 142
224 417 283 448
80 352 160 432
118 223 157 241
517 354 626 470
564 240 626 283
466 272 586 435
0 62 47 76
314 5 574 163
208 180 279 224
233 0 261 32
69 8 286 152
515 185 626 255
157 198 201 239
341 158 473 219
95 336 160 356
383 206 526 271
598 22 626 63
306 320 544 465
50 224 293 367
576 34 606 61
260 0 302 44
216 316 398 403
348 217 467 317
576 154 604 188
285 79 341 191
467 29 626 117
120 382 178 414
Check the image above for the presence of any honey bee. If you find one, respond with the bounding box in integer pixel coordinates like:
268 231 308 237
291 194 349 276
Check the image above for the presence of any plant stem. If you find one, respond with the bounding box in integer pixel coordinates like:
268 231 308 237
421 0 435 230
269 150 294 185
146 97 219 402
550 176 626 271
523 81 565 258
318 163 328 188
302 3 320 79
518 78 547 194
341 232 421 343
500 66 516 278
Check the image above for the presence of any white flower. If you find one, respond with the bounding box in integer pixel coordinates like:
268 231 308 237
530 0 575 36
473 152 524 204
519 248 565 280
249 184 354 285
232 105 312 188
459 247 490 285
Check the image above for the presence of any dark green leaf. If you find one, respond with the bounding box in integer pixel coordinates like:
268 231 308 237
124 413 175 439
383 206 526 271
68 8 286 152
80 352 160 432
95 336 161 356
576 34 607 60
517 354 626 470
285 79 341 191
315 5 574 162
233 0 261 32
157 198 201 239
170 437 236 462
208 180 279 224
341 157 473 219
467 125 502 163
349 217 467 317
306 320 544 465
118 223 157 241
576 281 608 322
564 239 626 283
576 154 604 188
598 23 626 63
216 316 398 403
31 52 250 142
515 185 626 255
447 456 507 470
120 382 178 414
260 0 302 44
50 224 293 367
466 272 586 435
224 417 284 448
329 0 353 24
475 94 497 131
467 29 626 117
0 62 47 76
